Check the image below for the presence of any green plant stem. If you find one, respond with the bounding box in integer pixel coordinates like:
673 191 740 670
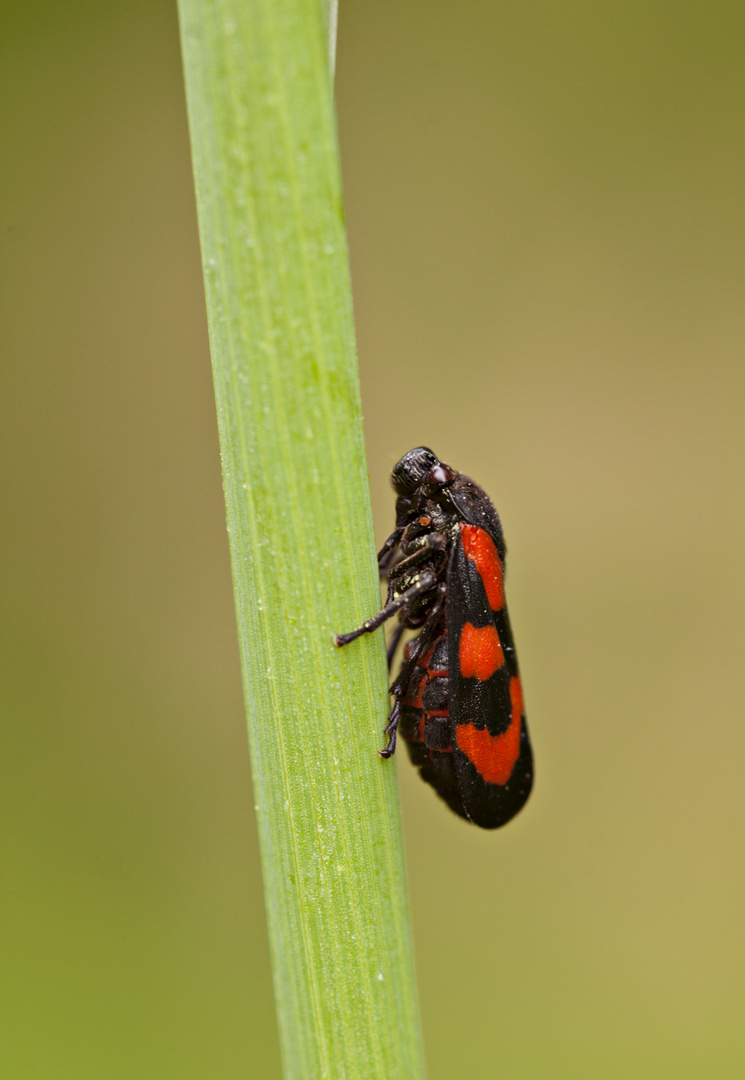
177 1 425 1077
323 0 338 75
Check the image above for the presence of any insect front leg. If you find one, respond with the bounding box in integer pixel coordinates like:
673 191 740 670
334 570 438 647
386 533 446 586
377 526 405 576
380 537 443 668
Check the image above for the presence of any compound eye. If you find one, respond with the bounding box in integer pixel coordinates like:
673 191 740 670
425 463 456 488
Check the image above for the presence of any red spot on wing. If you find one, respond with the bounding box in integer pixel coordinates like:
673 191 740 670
455 676 524 785
461 524 504 611
458 622 504 680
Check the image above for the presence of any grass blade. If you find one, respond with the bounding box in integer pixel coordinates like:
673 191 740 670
177 1 426 1076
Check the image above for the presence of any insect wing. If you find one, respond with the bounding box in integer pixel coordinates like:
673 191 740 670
447 523 533 828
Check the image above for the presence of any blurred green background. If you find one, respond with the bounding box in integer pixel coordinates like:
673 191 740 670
3 1 745 1077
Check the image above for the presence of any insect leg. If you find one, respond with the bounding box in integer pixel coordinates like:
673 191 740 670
380 699 401 758
387 533 445 580
385 621 406 671
398 582 447 667
377 527 405 575
383 587 447 758
334 570 437 647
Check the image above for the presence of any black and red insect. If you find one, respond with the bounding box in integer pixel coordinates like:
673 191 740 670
335 447 533 829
